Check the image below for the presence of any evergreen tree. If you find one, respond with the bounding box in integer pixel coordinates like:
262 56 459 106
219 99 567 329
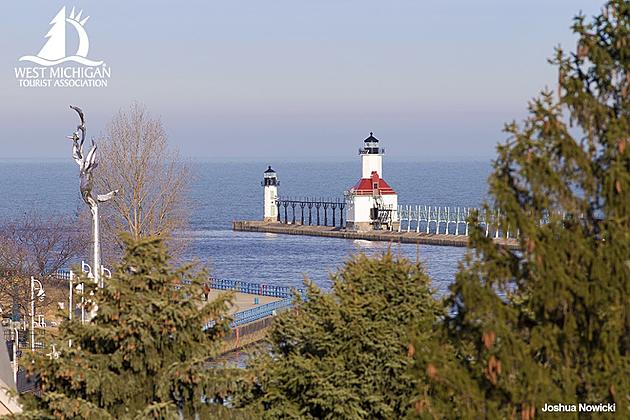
412 2 630 417
239 253 442 419
19 235 244 419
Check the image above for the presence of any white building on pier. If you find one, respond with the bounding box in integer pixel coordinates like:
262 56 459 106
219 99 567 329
345 133 399 231
262 166 279 222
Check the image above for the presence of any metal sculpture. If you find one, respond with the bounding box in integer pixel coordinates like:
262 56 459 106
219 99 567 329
68 106 118 287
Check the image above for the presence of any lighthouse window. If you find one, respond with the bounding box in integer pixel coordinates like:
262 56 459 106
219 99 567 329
373 182 378 189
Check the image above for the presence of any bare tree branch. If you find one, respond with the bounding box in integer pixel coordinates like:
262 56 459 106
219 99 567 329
95 102 191 257
0 213 88 318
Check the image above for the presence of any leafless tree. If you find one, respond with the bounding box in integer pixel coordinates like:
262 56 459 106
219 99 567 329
95 102 191 256
0 213 87 319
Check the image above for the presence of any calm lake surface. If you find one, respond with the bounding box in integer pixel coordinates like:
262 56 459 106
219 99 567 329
0 160 491 294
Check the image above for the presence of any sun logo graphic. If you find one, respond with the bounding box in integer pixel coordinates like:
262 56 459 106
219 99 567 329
15 6 110 87
20 6 103 67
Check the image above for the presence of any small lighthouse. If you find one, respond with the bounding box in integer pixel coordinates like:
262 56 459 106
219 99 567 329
346 133 398 231
262 165 279 222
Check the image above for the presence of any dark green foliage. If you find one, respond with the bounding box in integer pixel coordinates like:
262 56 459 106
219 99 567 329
240 253 442 419
412 2 630 417
19 235 242 419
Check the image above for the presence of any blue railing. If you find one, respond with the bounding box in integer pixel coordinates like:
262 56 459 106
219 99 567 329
207 278 305 299
230 298 293 327
204 298 293 330
54 270 72 280
56 270 305 299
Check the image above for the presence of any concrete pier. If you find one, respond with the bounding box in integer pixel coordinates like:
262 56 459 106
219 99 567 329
205 291 285 354
233 220 519 249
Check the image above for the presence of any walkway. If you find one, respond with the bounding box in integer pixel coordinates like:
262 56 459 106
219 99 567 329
233 220 518 249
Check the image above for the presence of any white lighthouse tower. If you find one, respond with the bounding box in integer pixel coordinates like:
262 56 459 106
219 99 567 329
346 133 398 231
262 166 279 222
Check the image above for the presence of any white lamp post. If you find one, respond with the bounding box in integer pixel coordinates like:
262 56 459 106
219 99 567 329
68 271 73 321
68 270 87 326
13 328 19 385
76 282 85 324
30 276 45 352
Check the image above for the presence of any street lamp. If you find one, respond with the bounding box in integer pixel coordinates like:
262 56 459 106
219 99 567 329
68 271 74 322
68 269 86 325
76 262 111 323
30 277 45 352
67 270 85 339
13 328 19 385
75 282 85 324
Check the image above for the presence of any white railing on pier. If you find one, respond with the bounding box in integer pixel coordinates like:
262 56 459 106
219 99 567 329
397 205 518 239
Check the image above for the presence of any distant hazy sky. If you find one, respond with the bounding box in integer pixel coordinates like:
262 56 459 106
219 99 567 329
0 1 600 160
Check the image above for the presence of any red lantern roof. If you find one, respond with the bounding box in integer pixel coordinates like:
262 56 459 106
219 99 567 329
349 171 396 195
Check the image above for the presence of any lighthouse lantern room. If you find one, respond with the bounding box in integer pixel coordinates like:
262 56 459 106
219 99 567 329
262 165 279 222
346 133 399 231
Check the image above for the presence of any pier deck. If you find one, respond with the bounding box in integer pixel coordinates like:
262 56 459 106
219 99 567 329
206 289 290 354
233 220 519 249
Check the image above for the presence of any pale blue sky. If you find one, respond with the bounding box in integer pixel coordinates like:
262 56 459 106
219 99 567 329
0 1 599 160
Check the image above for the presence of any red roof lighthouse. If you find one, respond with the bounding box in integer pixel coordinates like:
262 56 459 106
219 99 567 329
346 133 399 231
350 171 396 196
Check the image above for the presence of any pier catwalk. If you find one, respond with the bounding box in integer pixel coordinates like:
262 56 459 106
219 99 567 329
205 289 281 315
232 221 519 249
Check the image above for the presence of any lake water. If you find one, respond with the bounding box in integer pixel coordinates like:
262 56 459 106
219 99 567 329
0 160 491 294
